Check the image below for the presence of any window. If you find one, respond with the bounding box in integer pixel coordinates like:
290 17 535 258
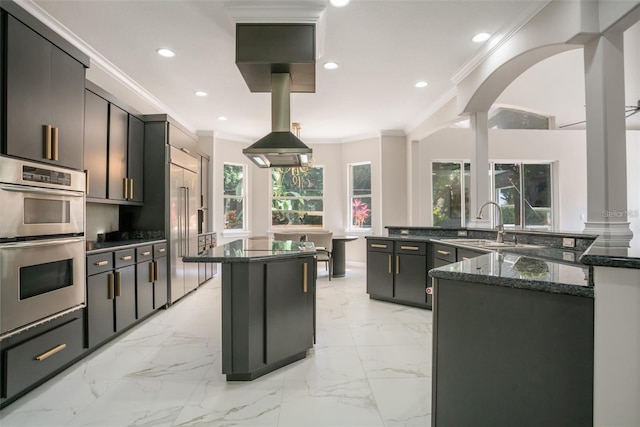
349 163 371 229
492 163 553 230
432 162 470 227
271 166 324 228
223 163 246 230
431 161 554 230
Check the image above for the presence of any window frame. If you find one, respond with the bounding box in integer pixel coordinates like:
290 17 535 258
222 162 248 233
348 162 372 232
270 165 326 230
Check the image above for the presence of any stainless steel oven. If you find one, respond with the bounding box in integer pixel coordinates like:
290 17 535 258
0 156 84 239
0 237 85 337
0 156 86 339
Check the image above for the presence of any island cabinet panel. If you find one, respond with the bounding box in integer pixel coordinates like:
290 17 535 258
432 278 594 426
4 14 85 170
221 256 316 381
366 239 429 309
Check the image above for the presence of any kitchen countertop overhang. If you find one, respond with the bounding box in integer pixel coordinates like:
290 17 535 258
183 236 316 263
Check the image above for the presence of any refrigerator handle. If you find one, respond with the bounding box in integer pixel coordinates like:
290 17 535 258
178 186 184 257
185 187 190 256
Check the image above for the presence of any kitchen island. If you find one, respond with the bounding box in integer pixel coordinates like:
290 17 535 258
183 237 316 381
429 251 593 427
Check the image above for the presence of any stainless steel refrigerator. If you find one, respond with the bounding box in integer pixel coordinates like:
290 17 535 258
168 146 199 303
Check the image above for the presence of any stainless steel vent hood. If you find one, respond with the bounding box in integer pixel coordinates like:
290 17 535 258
236 24 315 168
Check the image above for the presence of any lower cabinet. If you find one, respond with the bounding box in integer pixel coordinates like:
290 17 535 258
0 310 84 408
366 239 429 309
197 233 217 285
86 240 167 349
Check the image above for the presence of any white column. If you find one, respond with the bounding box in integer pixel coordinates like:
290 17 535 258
467 112 490 228
582 31 633 243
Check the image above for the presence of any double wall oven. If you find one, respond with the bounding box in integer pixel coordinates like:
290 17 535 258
0 156 85 339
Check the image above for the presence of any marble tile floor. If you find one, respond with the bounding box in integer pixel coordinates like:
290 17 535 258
0 263 432 427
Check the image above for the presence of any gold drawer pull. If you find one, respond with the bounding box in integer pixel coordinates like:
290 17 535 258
95 260 109 266
51 127 59 160
181 147 191 154
149 262 155 283
129 178 134 199
154 260 159 281
400 245 419 251
462 257 470 261
371 244 387 249
123 177 129 199
388 255 392 273
115 271 122 297
34 343 67 361
141 251 151 256
121 255 132 261
396 255 400 274
108 273 115 300
437 250 451 256
303 262 308 293
44 125 52 159
157 248 166 253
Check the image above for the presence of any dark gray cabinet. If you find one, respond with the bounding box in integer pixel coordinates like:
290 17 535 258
366 239 429 308
84 90 108 198
197 233 217 285
137 242 168 317
86 252 116 348
153 245 168 309
83 83 144 204
221 256 315 380
0 310 84 409
4 14 85 170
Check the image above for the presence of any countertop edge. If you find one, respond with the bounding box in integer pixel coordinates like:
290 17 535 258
183 251 316 263
86 239 166 254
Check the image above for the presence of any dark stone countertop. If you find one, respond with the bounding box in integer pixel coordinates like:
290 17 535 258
86 238 166 254
580 234 640 269
429 252 593 298
183 236 316 263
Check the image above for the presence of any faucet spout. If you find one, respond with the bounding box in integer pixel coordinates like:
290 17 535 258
476 201 505 243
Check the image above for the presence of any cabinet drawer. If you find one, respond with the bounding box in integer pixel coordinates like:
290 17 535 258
114 249 136 268
367 239 393 253
205 234 213 246
87 252 113 276
4 317 83 398
395 241 426 255
433 243 456 263
136 245 153 262
457 248 484 262
154 242 167 258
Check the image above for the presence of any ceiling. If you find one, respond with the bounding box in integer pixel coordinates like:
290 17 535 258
26 0 640 141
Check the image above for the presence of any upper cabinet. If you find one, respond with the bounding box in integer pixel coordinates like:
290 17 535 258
83 84 144 205
3 13 86 170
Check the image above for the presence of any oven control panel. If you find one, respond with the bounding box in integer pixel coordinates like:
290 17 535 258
22 166 71 186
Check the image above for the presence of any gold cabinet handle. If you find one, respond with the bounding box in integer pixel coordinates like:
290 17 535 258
149 261 154 283
154 260 159 281
123 177 129 199
462 257 470 261
85 169 90 193
108 273 115 300
34 343 67 361
303 262 308 293
158 248 166 253
95 260 109 267
129 178 134 200
115 271 122 297
141 251 151 256
437 250 451 256
51 127 59 160
181 147 191 154
396 255 400 274
44 124 52 159
388 255 392 274
121 255 132 261
371 244 387 249
400 245 419 251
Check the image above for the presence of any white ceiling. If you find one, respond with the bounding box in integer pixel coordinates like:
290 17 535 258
27 0 640 141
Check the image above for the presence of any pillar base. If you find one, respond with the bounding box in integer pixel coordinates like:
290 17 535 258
583 221 633 246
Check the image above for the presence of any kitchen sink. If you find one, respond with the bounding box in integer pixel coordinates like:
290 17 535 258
437 238 544 250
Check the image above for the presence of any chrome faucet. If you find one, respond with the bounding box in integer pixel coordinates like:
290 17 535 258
476 201 505 243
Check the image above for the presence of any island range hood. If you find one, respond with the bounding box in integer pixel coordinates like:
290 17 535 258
236 23 315 168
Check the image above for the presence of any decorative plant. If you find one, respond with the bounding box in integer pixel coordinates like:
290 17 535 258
352 198 370 227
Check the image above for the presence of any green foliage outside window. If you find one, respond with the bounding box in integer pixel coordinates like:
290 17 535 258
271 167 324 227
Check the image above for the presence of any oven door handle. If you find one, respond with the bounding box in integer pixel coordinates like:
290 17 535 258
0 183 84 198
0 237 85 249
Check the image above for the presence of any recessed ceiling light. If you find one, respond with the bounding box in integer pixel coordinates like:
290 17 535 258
194 91 208 97
323 61 339 70
415 81 428 88
218 116 228 121
472 33 491 43
330 0 350 7
156 48 175 58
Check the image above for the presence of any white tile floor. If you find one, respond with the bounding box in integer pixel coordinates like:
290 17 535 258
0 263 432 427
